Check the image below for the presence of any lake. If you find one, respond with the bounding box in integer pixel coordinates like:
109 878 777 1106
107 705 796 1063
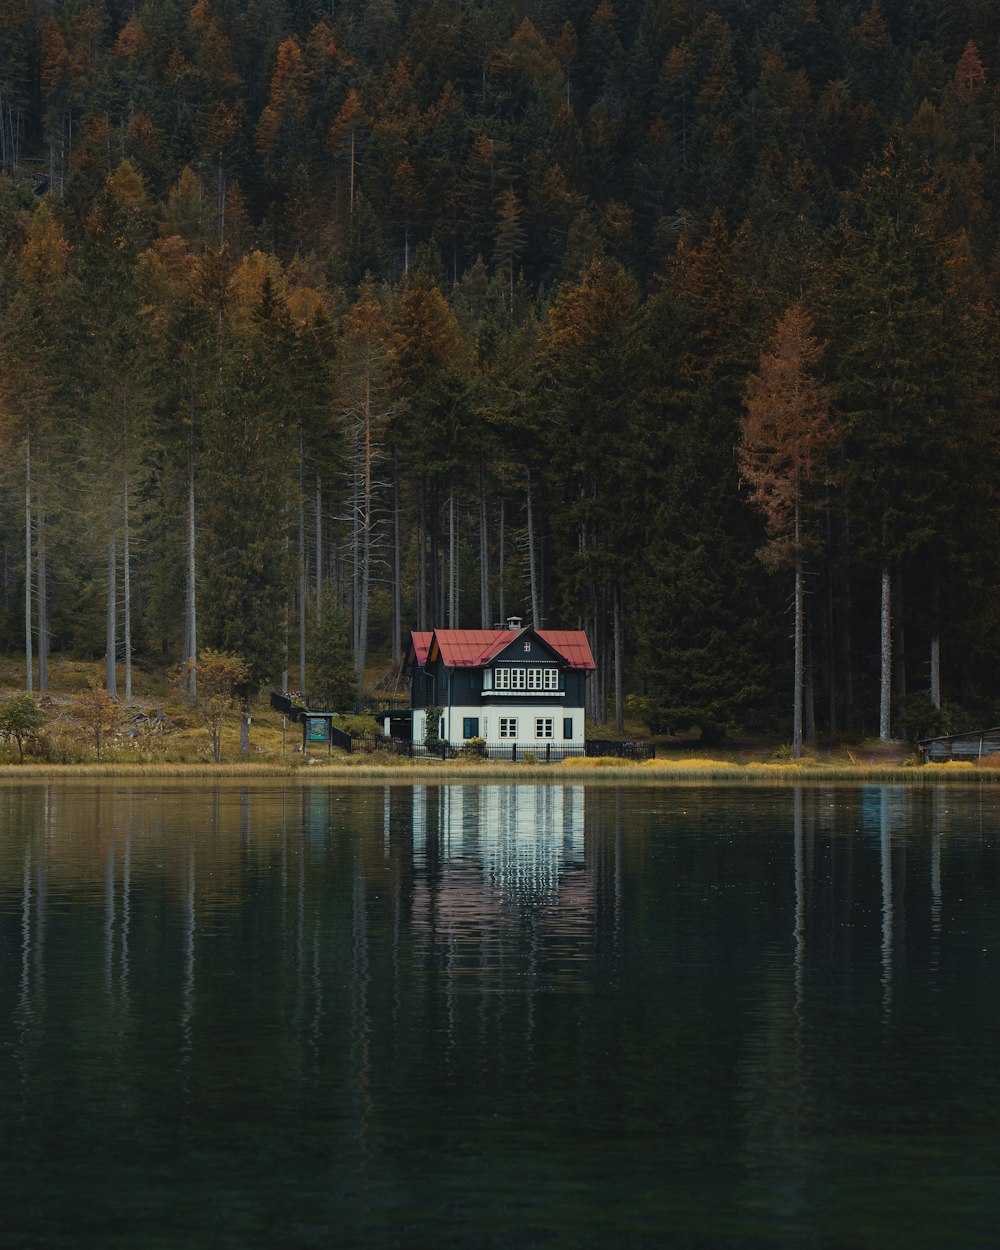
1 780 999 1248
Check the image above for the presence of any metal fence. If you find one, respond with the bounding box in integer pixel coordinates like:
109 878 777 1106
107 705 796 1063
360 695 411 715
585 740 656 761
356 740 653 762
394 742 588 763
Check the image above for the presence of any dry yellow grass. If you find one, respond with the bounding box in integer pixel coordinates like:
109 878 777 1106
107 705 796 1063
0 659 995 782
0 756 996 784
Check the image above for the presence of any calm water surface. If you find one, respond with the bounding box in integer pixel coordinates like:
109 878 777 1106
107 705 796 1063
1 780 999 1248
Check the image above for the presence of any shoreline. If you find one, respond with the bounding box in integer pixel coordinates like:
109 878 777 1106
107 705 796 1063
0 760 996 784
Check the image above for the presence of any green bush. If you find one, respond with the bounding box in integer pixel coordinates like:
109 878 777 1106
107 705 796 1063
0 693 43 763
424 705 443 748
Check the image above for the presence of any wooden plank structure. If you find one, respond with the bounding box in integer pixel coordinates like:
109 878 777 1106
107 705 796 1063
917 727 1000 763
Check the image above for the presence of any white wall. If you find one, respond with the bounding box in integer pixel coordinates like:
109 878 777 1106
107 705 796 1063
414 705 583 747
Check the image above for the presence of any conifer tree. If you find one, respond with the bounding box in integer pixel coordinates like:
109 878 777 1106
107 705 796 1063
740 303 835 757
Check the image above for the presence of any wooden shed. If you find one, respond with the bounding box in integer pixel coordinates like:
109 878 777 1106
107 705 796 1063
917 728 1000 763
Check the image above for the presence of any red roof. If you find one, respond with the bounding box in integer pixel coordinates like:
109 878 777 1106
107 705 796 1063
537 630 596 670
410 631 433 666
411 628 595 670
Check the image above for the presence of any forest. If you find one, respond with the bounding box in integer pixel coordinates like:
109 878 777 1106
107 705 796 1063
1 0 999 745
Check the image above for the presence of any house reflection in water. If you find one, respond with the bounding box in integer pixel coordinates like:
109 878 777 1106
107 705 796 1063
409 785 592 992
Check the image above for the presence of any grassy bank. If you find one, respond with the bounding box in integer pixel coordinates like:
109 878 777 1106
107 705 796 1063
0 757 996 784
0 658 992 782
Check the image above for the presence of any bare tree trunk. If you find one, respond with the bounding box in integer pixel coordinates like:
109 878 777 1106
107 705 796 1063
479 458 491 628
792 501 804 758
448 489 456 627
793 550 803 758
613 582 624 734
123 478 132 702
600 597 610 724
498 497 505 626
842 515 853 735
417 485 426 631
356 378 373 710
315 474 323 620
349 125 355 216
930 574 941 710
437 487 445 626
24 437 32 693
281 593 289 694
392 448 401 661
879 565 892 742
298 437 306 697
805 610 816 745
930 641 941 710
429 483 438 628
525 467 539 627
351 463 360 656
37 507 48 693
106 539 117 698
893 570 906 741
825 506 836 737
186 453 197 697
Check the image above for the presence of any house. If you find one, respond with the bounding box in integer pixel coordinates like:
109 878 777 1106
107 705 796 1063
403 617 595 756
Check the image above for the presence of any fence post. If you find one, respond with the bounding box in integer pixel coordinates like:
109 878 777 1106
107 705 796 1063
546 743 551 763
512 743 517 762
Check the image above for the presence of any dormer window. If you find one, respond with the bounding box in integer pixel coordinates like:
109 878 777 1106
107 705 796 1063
493 667 558 690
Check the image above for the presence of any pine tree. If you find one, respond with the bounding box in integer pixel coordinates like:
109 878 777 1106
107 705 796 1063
740 303 835 757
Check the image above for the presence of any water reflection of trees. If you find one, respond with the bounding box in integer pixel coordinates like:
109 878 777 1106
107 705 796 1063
3 781 1000 1244
738 783 996 1227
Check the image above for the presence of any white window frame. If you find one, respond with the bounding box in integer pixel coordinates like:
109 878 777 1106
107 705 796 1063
493 666 559 691
499 717 518 738
535 717 554 739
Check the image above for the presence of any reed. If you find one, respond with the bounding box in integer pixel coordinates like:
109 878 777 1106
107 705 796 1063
0 757 995 785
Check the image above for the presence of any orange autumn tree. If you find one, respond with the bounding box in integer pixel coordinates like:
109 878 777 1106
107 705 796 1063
739 303 835 758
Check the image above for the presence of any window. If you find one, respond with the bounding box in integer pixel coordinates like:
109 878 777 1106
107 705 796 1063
535 718 553 739
523 641 531 652
493 666 559 690
499 718 518 738
494 668 526 690
463 717 479 739
563 718 573 740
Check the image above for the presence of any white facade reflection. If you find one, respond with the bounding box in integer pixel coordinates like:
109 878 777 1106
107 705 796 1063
412 784 585 904
409 785 592 988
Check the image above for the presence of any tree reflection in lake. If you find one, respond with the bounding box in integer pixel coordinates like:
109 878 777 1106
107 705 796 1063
1 780 1000 1249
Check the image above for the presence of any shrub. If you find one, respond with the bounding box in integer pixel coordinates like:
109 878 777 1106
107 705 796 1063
0 693 43 763
72 685 120 759
424 705 443 749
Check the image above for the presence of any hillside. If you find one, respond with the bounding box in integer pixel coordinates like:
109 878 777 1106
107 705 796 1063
0 0 998 744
